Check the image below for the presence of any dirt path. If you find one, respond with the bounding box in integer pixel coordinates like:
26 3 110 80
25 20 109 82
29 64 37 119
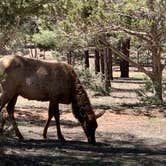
1 105 166 166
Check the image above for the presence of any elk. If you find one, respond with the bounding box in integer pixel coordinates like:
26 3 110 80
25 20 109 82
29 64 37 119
0 55 104 144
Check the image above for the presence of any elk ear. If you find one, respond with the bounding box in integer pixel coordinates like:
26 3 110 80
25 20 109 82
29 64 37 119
95 110 105 119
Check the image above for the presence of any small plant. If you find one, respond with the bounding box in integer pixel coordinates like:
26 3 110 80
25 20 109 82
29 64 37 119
136 77 162 105
76 68 110 96
139 95 162 105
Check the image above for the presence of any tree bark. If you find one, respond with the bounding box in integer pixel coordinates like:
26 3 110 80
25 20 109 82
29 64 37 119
108 48 113 80
100 50 105 75
150 17 163 103
151 46 163 103
67 51 72 64
120 38 130 78
84 50 89 69
34 47 38 59
94 49 100 74
104 48 112 91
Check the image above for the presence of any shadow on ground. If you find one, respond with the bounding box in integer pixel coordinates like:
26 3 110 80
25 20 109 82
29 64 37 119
1 108 166 166
1 134 166 166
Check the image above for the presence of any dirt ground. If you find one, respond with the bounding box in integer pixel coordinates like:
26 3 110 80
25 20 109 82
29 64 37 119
0 79 166 166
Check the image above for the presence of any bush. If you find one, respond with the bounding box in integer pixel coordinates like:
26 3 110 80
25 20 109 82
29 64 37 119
76 68 110 96
32 30 55 49
136 77 162 105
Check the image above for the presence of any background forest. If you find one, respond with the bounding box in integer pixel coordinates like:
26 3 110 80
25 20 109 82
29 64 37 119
0 0 166 104
0 0 166 103
0 1 166 165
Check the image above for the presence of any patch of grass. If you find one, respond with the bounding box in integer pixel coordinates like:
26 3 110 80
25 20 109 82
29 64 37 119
148 118 160 123
93 103 112 110
92 97 113 109
113 72 120 78
113 71 145 79
130 72 146 79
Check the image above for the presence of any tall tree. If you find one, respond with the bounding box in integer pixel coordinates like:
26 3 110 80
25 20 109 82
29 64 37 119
100 50 105 75
120 37 130 78
84 50 90 68
1 0 166 103
94 49 100 74
0 0 52 53
104 47 112 91
92 0 166 103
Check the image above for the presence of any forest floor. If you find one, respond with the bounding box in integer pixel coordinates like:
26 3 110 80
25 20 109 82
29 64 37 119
0 78 166 166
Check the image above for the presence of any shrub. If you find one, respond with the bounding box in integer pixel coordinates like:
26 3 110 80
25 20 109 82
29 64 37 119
76 68 110 96
136 77 162 105
32 30 55 49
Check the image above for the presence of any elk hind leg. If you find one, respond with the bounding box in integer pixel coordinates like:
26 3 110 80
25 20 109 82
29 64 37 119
43 102 54 139
43 102 65 141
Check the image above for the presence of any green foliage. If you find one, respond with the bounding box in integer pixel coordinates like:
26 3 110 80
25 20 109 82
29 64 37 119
139 95 162 105
76 68 110 96
32 30 55 48
0 0 49 30
136 77 162 105
162 77 166 91
0 0 165 102
143 77 153 92
50 26 87 55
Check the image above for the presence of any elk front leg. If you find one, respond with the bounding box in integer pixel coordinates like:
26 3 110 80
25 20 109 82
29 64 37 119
6 95 24 140
53 107 65 141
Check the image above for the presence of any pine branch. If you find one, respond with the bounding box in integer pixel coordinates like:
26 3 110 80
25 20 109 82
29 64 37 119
96 24 151 42
121 27 151 42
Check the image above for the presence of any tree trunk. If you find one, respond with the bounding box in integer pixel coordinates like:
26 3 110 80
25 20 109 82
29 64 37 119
94 49 100 74
67 51 72 64
30 49 34 58
108 48 113 80
34 47 38 59
84 50 89 69
104 48 112 91
151 47 163 103
100 50 105 75
120 38 130 78
148 15 163 103
151 75 162 103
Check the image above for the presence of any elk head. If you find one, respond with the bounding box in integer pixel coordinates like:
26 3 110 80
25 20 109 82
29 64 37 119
81 109 105 144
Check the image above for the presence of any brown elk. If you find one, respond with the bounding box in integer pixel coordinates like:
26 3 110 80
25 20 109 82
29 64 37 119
0 55 104 144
